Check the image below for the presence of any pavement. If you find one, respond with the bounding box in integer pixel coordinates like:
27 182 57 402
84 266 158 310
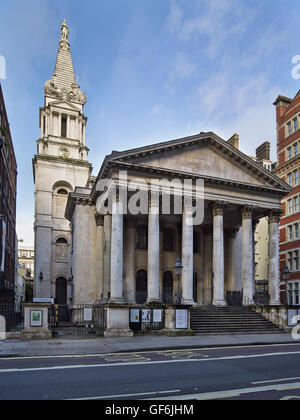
0 331 297 358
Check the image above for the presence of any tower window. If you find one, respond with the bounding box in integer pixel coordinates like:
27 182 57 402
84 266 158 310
57 189 68 195
61 116 67 138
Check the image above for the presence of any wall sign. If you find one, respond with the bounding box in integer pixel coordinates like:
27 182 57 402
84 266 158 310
153 309 162 323
130 309 140 323
142 309 151 323
83 307 93 322
30 310 43 327
175 309 188 329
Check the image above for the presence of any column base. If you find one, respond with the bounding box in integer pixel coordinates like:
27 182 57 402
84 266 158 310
109 297 126 305
212 299 228 307
181 299 195 306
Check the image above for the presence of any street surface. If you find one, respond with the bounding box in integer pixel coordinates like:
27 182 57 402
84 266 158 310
1 343 300 400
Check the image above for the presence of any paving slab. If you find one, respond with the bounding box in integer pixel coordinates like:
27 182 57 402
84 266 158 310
0 332 298 358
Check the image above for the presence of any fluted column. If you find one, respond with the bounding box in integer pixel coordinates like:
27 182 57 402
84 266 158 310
147 197 161 303
269 210 281 306
182 205 195 305
212 202 227 306
242 206 254 305
102 214 112 302
110 199 125 304
125 218 136 304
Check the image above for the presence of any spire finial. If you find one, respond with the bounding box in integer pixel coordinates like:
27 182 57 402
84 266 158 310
60 19 69 43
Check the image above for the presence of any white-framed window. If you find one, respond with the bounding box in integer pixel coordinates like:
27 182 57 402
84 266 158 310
288 173 293 186
289 225 293 241
294 118 298 133
294 196 299 212
295 224 299 239
294 143 299 157
288 199 293 214
288 122 292 137
287 282 300 306
295 251 300 271
295 170 299 186
288 147 293 160
288 251 293 271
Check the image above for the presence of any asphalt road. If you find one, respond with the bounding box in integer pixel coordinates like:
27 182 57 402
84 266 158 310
1 343 300 400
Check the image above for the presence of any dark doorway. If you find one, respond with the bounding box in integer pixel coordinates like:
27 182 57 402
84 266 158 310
193 272 198 304
163 271 174 304
136 270 147 304
55 277 67 305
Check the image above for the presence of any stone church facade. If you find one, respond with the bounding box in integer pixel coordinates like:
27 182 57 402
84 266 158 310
34 21 291 333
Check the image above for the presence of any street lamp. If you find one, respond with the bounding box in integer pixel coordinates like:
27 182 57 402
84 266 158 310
174 258 183 304
281 266 291 306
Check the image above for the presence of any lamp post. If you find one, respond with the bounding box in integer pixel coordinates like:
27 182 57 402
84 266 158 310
174 258 183 305
281 266 291 307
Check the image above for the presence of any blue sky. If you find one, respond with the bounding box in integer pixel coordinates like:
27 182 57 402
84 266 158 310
1 0 300 244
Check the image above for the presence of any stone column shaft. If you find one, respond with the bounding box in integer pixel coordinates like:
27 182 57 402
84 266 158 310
102 214 112 302
110 201 125 304
269 211 281 305
242 206 254 305
147 199 161 303
125 219 136 303
212 202 227 306
182 206 195 305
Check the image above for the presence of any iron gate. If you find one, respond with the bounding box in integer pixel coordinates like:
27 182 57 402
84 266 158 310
71 304 106 337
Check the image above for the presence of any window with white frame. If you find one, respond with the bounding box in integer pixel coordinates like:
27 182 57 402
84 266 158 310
289 225 293 241
295 170 299 186
295 251 300 271
288 122 292 137
287 282 300 305
294 143 299 157
288 199 293 214
295 196 299 213
288 251 293 271
295 224 299 239
288 147 293 160
294 118 298 133
288 173 293 186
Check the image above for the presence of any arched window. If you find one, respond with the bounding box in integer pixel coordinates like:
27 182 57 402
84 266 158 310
136 226 148 250
57 189 68 195
163 229 174 252
56 237 68 244
136 270 147 304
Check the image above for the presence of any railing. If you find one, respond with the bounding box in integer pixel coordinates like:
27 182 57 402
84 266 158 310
243 296 286 330
0 303 24 333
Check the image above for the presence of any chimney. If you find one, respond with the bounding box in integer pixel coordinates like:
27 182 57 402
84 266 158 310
227 133 239 149
273 95 292 121
256 141 270 162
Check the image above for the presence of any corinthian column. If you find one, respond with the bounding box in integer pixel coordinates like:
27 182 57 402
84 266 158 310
182 205 195 305
242 206 254 305
212 202 227 306
147 196 161 303
269 210 281 306
110 199 125 304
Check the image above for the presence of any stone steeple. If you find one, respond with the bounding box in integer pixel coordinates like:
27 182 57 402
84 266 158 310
44 20 86 105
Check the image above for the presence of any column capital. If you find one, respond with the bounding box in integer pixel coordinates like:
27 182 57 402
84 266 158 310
211 201 225 217
268 209 283 224
241 205 254 220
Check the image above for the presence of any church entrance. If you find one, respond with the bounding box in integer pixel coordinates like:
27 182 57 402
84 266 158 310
136 270 147 304
55 277 67 305
163 271 174 304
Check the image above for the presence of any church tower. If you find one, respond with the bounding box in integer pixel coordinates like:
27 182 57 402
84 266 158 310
33 20 92 306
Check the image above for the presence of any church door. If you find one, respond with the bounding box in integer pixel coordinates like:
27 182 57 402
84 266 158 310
163 271 174 304
136 270 147 304
55 277 67 305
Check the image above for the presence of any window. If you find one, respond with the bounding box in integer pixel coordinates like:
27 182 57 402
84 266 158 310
136 226 147 250
56 237 68 244
295 251 299 271
289 225 293 241
295 196 299 213
294 118 298 133
288 173 293 186
288 147 293 160
288 199 293 214
57 189 68 195
295 224 299 239
287 281 300 305
61 116 67 138
294 143 299 157
295 171 299 186
288 122 292 137
288 251 293 271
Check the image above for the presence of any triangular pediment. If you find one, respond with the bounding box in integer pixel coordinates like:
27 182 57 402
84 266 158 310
107 132 290 192
48 100 81 112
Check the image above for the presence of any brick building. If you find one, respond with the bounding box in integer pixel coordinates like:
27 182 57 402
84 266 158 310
0 82 17 309
274 91 300 305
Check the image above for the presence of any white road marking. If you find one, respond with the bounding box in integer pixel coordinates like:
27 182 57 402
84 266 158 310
68 389 181 401
252 377 300 385
147 382 300 400
1 350 300 373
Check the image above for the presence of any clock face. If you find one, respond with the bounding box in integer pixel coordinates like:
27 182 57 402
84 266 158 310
58 146 70 159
